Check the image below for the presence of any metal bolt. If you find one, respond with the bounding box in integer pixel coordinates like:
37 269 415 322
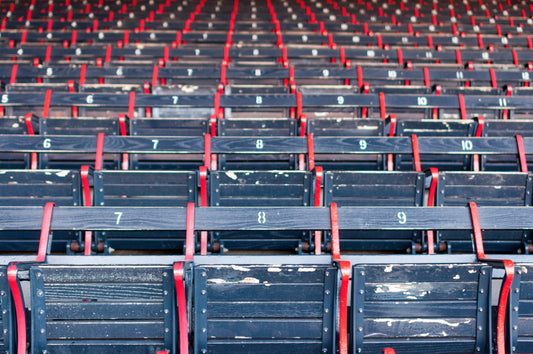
514 307 518 312
358 308 363 313
37 290 43 297
357 348 362 353
202 309 206 314
480 289 484 294
481 270 486 275
163 272 168 277
476 347 480 352
202 350 207 354
36 272 42 278
2 310 6 315
40 329 45 334
518 270 522 275
324 309 329 313
164 309 169 314
202 290 207 295
359 290 364 295
322 349 327 353
323 327 328 333
163 291 168 295
39 310 44 315
478 326 482 331
202 272 207 277
165 328 169 333
325 272 330 276
358 327 363 332
0 291 5 296
515 288 520 293
478 307 483 312
325 290 330 295
3 329 7 334
202 328 207 333
360 271 365 276
513 325 518 330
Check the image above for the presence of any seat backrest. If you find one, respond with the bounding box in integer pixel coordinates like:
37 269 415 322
30 264 176 354
483 120 533 171
511 263 533 354
194 263 337 353
130 117 208 170
436 172 532 252
39 117 120 169
308 118 385 170
352 263 492 354
324 171 424 252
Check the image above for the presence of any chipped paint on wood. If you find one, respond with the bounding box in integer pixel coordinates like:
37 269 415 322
208 277 260 284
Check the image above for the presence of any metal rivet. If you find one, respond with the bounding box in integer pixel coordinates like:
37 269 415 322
40 329 45 334
478 307 483 312
514 306 519 312
39 310 44 315
480 289 484 294
324 309 329 313
202 309 206 314
202 328 206 333
476 347 480 352
201 350 207 354
357 349 362 353
36 272 42 278
3 329 7 334
359 290 364 295
202 290 207 295
513 325 518 330
360 271 365 276
164 309 169 314
165 328 169 333
518 270 522 275
323 327 328 333
358 308 363 313
481 270 486 275
325 272 330 276
322 349 327 353
202 272 207 277
2 310 6 315
37 290 43 297
163 291 168 295
0 291 5 296
358 327 363 332
478 326 482 331
325 290 330 295
163 272 168 277
515 289 520 293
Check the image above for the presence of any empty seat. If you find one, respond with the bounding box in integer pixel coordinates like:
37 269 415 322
435 172 533 253
352 262 492 353
93 170 197 251
210 170 313 252
194 260 337 353
510 263 533 353
0 169 81 251
324 171 425 252
29 263 180 353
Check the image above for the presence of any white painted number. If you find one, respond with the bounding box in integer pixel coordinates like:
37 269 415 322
257 211 266 224
255 69 261 77
522 72 530 81
256 139 263 149
337 96 344 105
417 97 428 106
152 139 159 149
359 140 367 150
498 98 508 107
322 69 329 77
1 94 8 104
114 211 123 225
397 211 407 224
86 95 94 104
172 96 179 104
46 68 53 76
43 138 51 149
461 140 473 151
256 96 262 105
388 70 397 79
456 71 463 79
187 69 193 76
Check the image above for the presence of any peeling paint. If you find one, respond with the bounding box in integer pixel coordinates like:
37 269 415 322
235 336 252 339
298 267 316 272
231 265 250 272
384 265 393 273
468 269 477 274
225 171 238 180
268 267 282 272
209 277 260 284
453 274 460 280
55 170 70 177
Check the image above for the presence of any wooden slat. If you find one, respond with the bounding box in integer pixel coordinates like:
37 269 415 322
47 321 164 339
207 319 323 339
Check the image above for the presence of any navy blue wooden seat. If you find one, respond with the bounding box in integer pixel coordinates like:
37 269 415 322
194 259 337 353
352 262 492 353
0 169 81 252
29 262 181 354
482 120 533 171
435 172 533 253
93 170 197 252
210 170 313 252
324 171 425 252
509 263 533 353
